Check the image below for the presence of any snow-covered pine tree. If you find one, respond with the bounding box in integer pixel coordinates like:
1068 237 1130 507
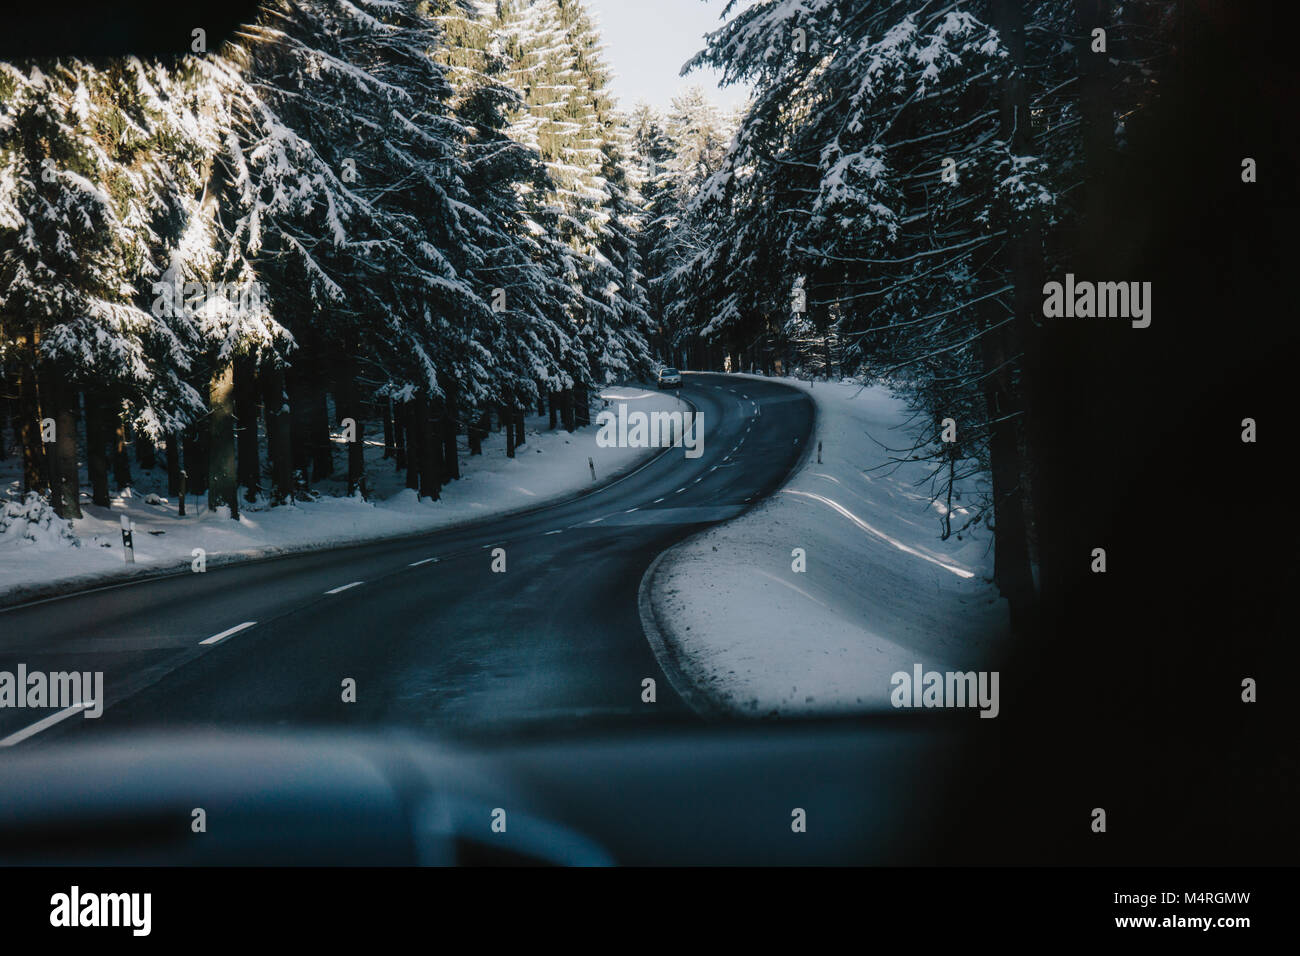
206 0 504 500
0 59 207 517
625 102 674 360
650 88 736 370
674 0 1176 629
592 121 653 385
431 0 578 446
494 0 652 419
680 1 1047 623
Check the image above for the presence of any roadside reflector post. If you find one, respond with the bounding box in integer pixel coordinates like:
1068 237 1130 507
120 513 135 564
818 441 822 464
589 457 597 482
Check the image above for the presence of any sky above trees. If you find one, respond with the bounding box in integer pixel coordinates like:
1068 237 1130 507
585 0 752 112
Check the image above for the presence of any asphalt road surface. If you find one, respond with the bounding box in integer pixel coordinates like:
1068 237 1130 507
0 373 814 747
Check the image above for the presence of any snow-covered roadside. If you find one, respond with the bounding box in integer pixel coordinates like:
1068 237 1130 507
0 385 681 607
647 375 1010 717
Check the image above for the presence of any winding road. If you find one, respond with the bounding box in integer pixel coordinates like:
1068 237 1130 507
0 373 814 746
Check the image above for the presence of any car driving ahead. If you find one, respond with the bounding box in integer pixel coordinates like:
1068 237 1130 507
656 367 682 389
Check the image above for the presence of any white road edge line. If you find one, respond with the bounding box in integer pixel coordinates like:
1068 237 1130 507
325 581 364 595
0 703 89 747
409 557 438 567
200 621 257 645
545 530 563 535
653 497 665 503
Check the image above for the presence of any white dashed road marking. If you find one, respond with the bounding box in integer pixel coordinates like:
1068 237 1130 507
325 581 364 595
0 704 90 747
201 621 257 645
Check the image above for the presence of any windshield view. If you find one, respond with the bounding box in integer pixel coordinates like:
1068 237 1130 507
0 0 1294 940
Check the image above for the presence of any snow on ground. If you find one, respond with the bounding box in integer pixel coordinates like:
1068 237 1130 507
0 386 680 606
649 375 1010 717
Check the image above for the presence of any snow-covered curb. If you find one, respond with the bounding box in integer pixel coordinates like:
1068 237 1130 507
643 375 1010 718
0 386 685 609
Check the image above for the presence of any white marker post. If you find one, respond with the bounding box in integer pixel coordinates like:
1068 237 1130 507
588 457 597 482
120 514 135 564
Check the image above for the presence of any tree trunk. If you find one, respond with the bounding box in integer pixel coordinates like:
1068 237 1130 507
548 392 558 430
512 407 525 450
1054 0 1116 623
310 379 333 482
38 371 63 513
183 423 209 497
111 405 132 492
166 431 182 498
262 363 293 505
441 388 460 482
347 412 365 497
382 398 395 460
52 381 82 519
415 393 441 500
561 388 575 432
468 408 485 456
5 401 14 457
17 348 46 494
979 301 1036 631
1076 1 1114 209
335 354 365 497
287 362 311 485
286 349 334 485
234 353 260 501
982 0 1046 633
403 402 420 491
504 403 516 459
208 363 239 519
84 391 111 507
137 435 156 470
394 399 407 471
574 384 589 427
